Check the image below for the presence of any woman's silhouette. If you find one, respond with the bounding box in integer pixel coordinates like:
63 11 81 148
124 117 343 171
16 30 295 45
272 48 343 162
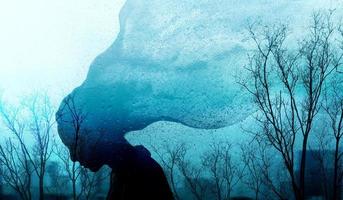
56 96 174 200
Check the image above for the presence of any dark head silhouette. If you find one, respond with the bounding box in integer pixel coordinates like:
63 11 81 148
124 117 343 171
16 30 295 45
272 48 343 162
56 92 174 199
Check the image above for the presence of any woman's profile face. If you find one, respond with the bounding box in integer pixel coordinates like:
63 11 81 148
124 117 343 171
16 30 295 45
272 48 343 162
56 97 132 172
56 123 105 171
65 133 133 171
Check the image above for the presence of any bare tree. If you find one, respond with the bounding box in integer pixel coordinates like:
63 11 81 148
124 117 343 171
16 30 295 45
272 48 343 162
27 94 55 200
150 142 185 200
241 141 265 200
0 139 33 200
56 94 109 200
202 143 223 200
240 12 342 199
151 139 246 200
0 93 55 200
202 142 243 200
54 144 81 200
54 142 110 200
306 119 335 200
78 166 109 200
151 142 208 200
241 138 287 200
0 99 32 200
56 93 86 200
153 141 244 200
46 160 69 198
323 74 343 199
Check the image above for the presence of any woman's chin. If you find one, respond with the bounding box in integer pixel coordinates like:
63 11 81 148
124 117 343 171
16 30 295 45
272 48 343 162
77 159 101 172
89 166 101 172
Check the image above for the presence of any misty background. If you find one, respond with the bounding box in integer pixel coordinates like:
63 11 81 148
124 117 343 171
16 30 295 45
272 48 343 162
0 0 343 200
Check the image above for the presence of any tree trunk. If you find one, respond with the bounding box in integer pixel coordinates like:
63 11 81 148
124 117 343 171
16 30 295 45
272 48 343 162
289 171 301 200
72 179 76 200
72 162 77 200
333 138 340 200
39 175 44 200
299 135 309 200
